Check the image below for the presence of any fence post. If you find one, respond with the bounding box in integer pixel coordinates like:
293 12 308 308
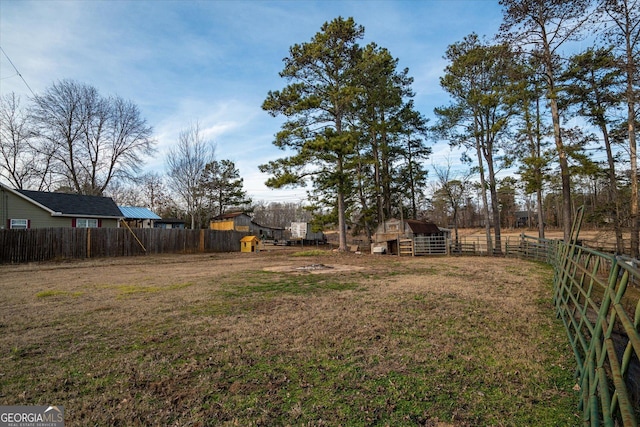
87 228 91 259
199 229 205 252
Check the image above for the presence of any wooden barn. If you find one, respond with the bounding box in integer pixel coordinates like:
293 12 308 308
372 218 447 256
210 212 253 232
209 212 285 241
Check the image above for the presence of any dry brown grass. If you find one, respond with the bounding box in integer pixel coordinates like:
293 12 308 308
0 249 579 426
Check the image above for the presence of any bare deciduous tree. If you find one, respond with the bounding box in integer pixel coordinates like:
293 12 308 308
252 201 313 228
139 173 176 218
0 93 51 190
432 160 473 247
166 122 215 229
29 79 155 195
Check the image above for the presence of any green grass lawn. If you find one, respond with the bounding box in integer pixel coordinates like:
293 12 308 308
0 252 580 426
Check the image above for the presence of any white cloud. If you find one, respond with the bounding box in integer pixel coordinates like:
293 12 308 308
2 0 510 203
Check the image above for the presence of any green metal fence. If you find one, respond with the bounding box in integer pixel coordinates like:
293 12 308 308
513 210 640 426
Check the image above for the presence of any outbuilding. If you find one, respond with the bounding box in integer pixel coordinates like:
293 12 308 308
119 206 161 228
372 218 446 256
211 211 285 241
240 235 260 252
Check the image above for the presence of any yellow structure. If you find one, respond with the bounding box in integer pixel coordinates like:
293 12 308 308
210 220 234 231
210 212 252 231
240 235 260 252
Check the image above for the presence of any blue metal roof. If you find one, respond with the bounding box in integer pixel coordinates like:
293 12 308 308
118 206 161 220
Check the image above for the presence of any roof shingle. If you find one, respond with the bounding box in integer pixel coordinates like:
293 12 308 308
16 189 123 217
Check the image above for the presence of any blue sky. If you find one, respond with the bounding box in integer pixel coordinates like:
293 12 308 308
1 0 505 203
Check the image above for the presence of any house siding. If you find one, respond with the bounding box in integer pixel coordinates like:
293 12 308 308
0 187 119 229
1 189 65 228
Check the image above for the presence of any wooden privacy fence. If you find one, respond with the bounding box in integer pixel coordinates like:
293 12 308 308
0 228 249 263
512 211 640 426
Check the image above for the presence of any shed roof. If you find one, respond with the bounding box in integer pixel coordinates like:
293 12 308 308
240 235 260 242
212 211 247 220
155 218 185 224
119 206 161 220
15 188 122 218
405 219 442 234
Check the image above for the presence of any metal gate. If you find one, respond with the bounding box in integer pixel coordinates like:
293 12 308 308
413 235 447 256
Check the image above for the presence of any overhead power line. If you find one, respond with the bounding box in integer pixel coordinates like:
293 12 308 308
0 46 36 97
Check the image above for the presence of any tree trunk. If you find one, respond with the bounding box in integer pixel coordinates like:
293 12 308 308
626 36 638 257
628 92 638 258
337 190 347 251
600 122 624 253
372 135 384 225
549 95 572 242
487 163 502 255
406 138 418 219
537 188 545 239
380 112 392 220
453 208 459 247
356 153 373 242
337 154 348 251
475 142 493 253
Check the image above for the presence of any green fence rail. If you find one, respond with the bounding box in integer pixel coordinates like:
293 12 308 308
512 212 640 426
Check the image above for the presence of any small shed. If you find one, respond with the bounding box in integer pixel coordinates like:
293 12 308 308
373 218 446 256
240 235 260 252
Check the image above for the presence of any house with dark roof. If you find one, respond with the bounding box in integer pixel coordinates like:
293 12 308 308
0 183 123 229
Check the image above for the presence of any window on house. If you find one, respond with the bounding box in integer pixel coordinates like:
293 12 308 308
76 218 98 228
10 219 29 229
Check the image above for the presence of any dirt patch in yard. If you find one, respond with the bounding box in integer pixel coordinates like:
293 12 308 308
264 262 366 273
